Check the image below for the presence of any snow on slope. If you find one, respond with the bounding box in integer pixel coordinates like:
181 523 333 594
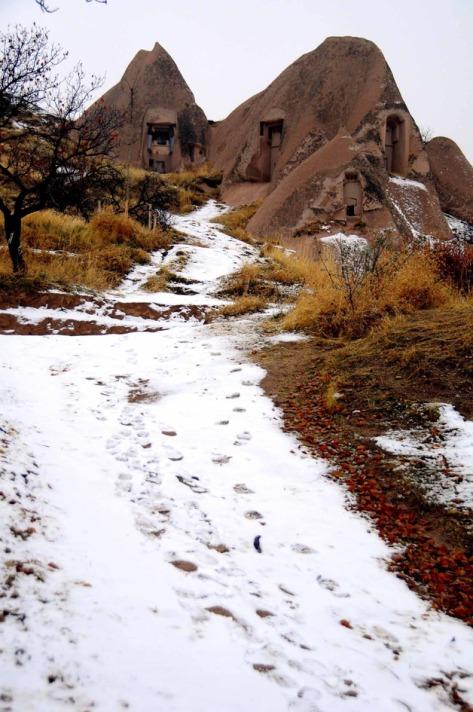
0 201 472 711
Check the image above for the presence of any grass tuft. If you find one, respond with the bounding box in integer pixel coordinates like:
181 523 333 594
212 204 260 244
216 295 267 318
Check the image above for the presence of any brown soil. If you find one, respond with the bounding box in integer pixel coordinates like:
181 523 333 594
257 308 473 626
0 290 211 335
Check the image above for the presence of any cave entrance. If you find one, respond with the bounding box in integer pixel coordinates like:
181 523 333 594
146 123 175 172
385 115 408 175
260 119 284 181
344 173 363 219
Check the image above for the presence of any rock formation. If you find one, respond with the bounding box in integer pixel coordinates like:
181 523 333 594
98 36 473 245
210 36 452 242
98 42 208 173
426 137 473 224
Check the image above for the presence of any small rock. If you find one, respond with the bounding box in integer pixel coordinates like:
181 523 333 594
206 605 235 619
256 609 274 618
209 543 230 554
253 663 275 673
245 511 263 520
170 560 197 572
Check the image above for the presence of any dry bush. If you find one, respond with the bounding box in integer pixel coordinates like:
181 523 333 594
88 209 169 250
384 251 453 312
216 295 267 318
22 210 89 252
281 243 458 338
430 240 473 294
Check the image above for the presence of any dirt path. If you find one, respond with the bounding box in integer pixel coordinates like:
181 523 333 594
0 202 472 711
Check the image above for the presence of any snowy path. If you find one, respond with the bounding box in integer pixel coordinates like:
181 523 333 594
0 202 472 711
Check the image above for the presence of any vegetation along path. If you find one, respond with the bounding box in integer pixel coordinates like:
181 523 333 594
1 202 472 711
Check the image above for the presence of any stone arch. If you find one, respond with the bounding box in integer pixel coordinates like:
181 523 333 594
343 172 363 218
384 114 409 176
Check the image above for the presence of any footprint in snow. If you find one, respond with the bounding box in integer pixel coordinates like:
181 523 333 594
292 544 316 555
234 431 252 445
316 575 350 598
166 447 184 462
176 475 207 494
212 453 232 465
234 483 254 494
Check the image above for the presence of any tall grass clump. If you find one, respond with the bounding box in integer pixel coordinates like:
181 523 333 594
1 208 171 291
281 238 460 338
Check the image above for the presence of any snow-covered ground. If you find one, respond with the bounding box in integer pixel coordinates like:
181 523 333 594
1 201 472 711
376 404 473 509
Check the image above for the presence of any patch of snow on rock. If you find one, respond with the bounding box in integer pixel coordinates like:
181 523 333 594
376 404 473 509
389 176 428 191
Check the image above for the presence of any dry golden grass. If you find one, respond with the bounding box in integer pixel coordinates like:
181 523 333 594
212 204 260 244
280 247 459 338
323 380 341 413
261 245 313 284
222 263 264 296
0 247 111 291
323 301 473 412
216 295 267 318
142 266 172 293
0 209 170 291
164 163 222 214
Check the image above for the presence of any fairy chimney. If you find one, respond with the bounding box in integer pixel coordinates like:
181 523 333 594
210 36 452 242
98 42 209 173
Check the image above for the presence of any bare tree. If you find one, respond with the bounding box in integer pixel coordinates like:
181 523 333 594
0 25 66 125
0 27 123 272
35 0 107 12
419 125 433 145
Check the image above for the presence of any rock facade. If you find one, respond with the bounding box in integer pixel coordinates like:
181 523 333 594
98 42 208 173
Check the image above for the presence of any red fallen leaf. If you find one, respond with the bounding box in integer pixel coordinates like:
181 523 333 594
339 619 353 629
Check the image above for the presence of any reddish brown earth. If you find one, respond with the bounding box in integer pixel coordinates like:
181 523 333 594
257 336 473 627
0 291 210 335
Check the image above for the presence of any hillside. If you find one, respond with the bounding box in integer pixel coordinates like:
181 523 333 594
1 202 472 710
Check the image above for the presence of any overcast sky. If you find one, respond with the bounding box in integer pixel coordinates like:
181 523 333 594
2 0 472 162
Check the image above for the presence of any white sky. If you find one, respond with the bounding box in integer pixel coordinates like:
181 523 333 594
2 0 473 162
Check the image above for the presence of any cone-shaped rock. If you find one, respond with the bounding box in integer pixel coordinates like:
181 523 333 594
210 36 450 242
426 137 473 224
99 42 208 172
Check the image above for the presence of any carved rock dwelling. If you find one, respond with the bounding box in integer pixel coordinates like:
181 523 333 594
99 36 473 245
98 42 208 174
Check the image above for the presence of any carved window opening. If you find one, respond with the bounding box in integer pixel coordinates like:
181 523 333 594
147 124 175 154
259 119 284 181
343 172 363 218
384 115 408 176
